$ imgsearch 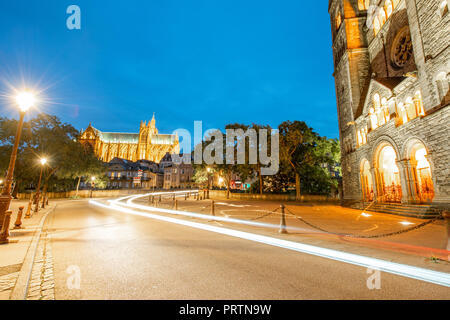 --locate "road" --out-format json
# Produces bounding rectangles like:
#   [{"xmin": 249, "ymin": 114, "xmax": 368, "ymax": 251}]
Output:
[{"xmin": 42, "ymin": 198, "xmax": 450, "ymax": 299}]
